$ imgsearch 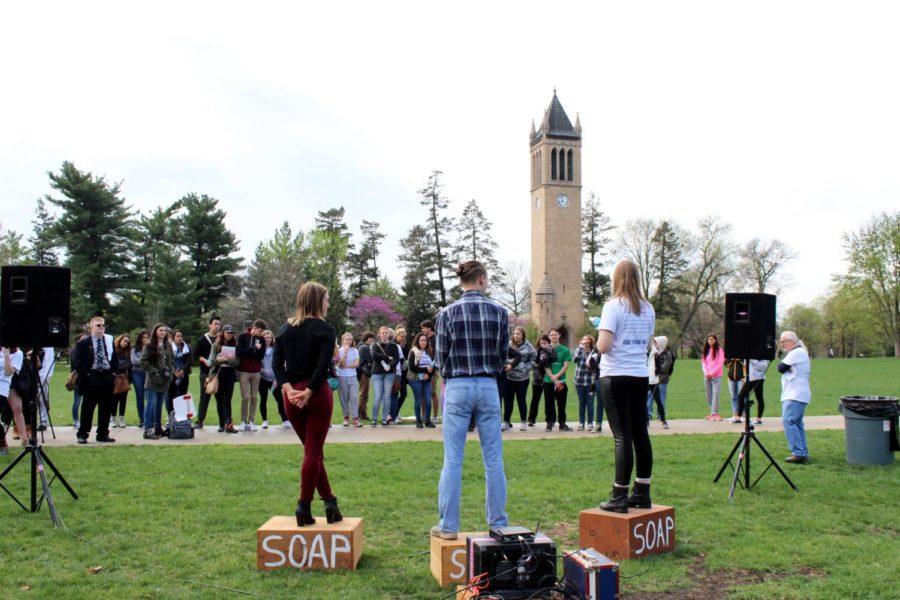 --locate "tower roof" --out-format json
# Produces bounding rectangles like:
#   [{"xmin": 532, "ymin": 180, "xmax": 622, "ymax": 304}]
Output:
[
  {"xmin": 533, "ymin": 89, "xmax": 580, "ymax": 143},
  {"xmin": 535, "ymin": 273, "xmax": 556, "ymax": 298}
]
